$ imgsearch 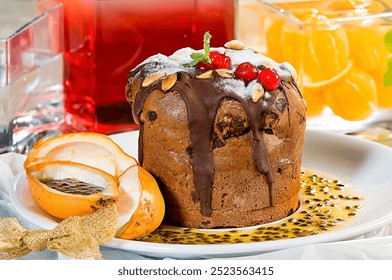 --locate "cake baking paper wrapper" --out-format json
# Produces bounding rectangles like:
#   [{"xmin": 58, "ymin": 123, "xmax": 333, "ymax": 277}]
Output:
[{"xmin": 1, "ymin": 152, "xmax": 392, "ymax": 260}]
